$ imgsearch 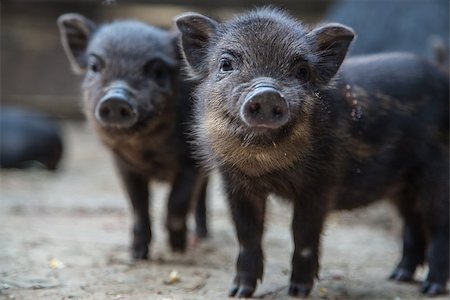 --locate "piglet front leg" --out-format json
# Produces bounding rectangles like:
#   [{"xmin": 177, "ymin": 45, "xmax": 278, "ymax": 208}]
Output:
[
  {"xmin": 115, "ymin": 156, "xmax": 151, "ymax": 260},
  {"xmin": 226, "ymin": 182, "xmax": 267, "ymax": 298},
  {"xmin": 290, "ymin": 196, "xmax": 328, "ymax": 297}
]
